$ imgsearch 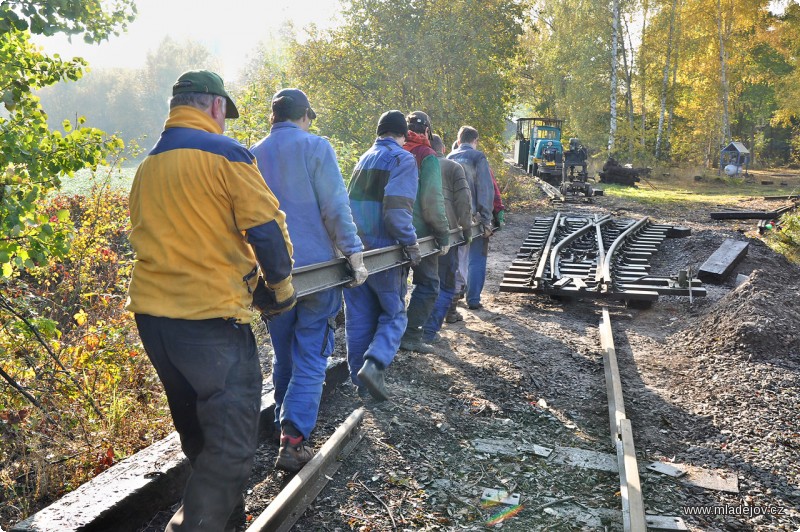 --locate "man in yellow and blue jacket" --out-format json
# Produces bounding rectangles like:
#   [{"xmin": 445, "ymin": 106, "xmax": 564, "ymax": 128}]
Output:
[{"xmin": 126, "ymin": 70, "xmax": 294, "ymax": 532}]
